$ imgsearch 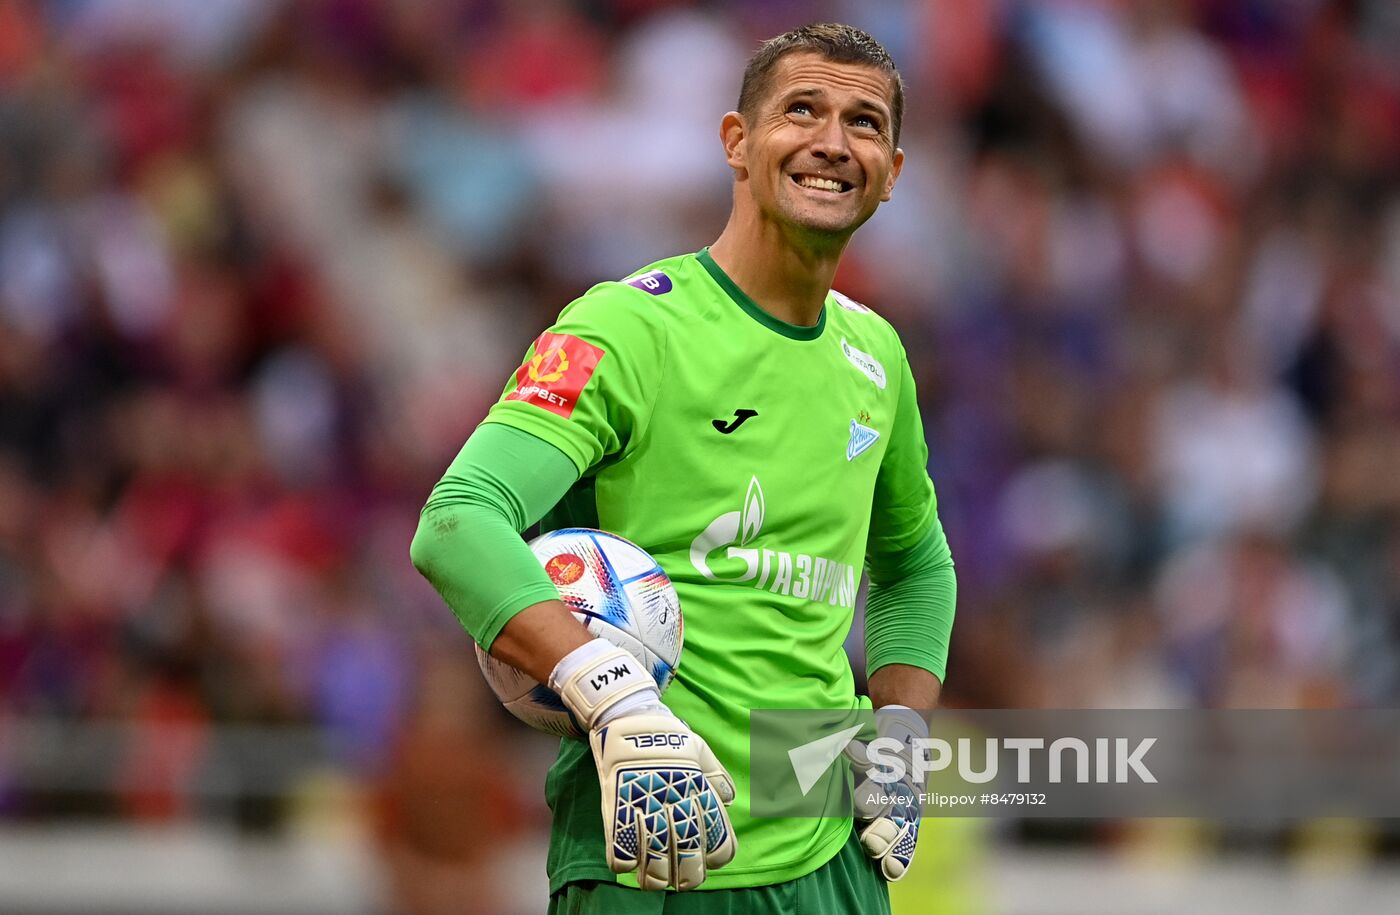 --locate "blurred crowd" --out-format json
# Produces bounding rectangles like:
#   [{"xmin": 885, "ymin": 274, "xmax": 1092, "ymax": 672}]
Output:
[{"xmin": 0, "ymin": 0, "xmax": 1398, "ymax": 889}]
